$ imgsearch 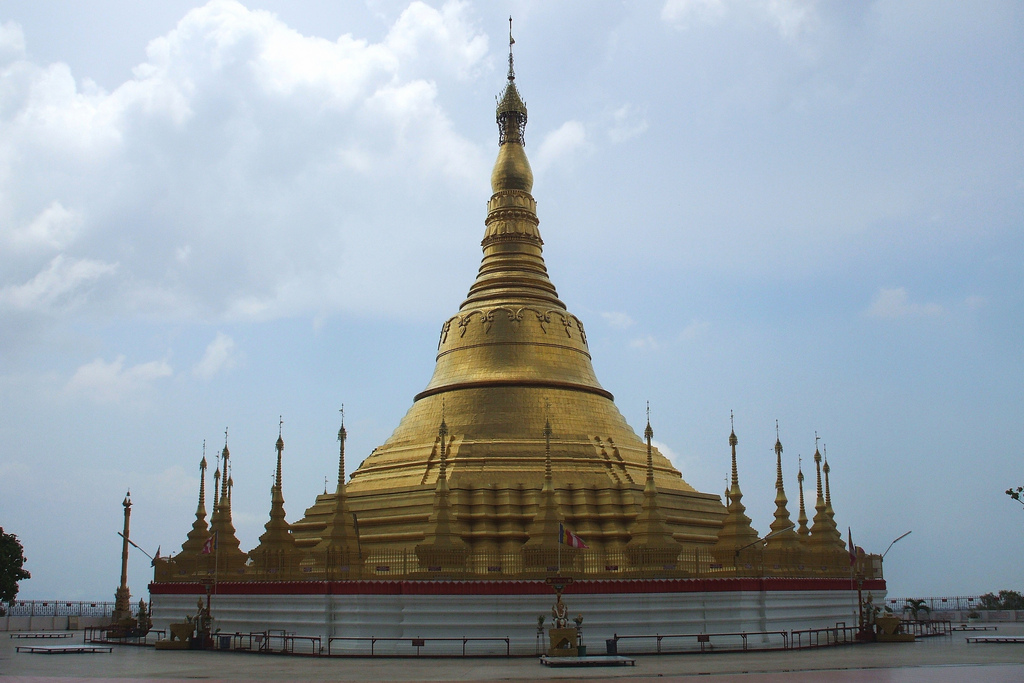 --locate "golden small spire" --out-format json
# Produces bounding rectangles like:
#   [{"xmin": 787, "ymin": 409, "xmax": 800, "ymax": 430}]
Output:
[
  {"xmin": 198, "ymin": 441, "xmax": 207, "ymax": 516},
  {"xmin": 276, "ymin": 416, "xmax": 284, "ymax": 491},
  {"xmin": 337, "ymin": 405, "xmax": 347, "ymax": 491},
  {"xmin": 711, "ymin": 413, "xmax": 759, "ymax": 567},
  {"xmin": 797, "ymin": 454, "xmax": 809, "ymax": 538},
  {"xmin": 766, "ymin": 421, "xmax": 799, "ymax": 551},
  {"xmin": 645, "ymin": 401, "xmax": 654, "ymax": 482}
]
